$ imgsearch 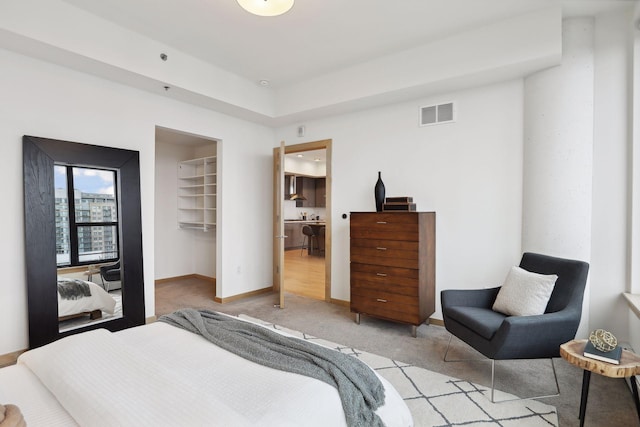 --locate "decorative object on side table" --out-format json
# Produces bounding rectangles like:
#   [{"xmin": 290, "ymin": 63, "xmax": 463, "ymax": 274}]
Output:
[
  {"xmin": 584, "ymin": 329, "xmax": 621, "ymax": 364},
  {"xmin": 374, "ymin": 171, "xmax": 385, "ymax": 212}
]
